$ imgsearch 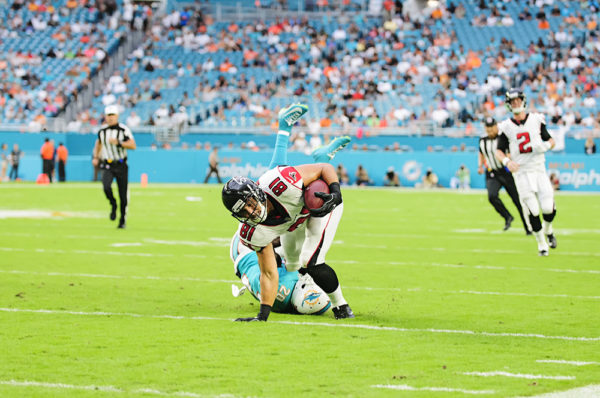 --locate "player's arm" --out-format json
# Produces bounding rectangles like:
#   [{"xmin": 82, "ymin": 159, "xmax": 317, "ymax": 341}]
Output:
[
  {"xmin": 534, "ymin": 123, "xmax": 555, "ymax": 152},
  {"xmin": 495, "ymin": 132, "xmax": 519, "ymax": 172},
  {"xmin": 477, "ymin": 151, "xmax": 485, "ymax": 174},
  {"xmin": 92, "ymin": 139, "xmax": 101, "ymax": 166},
  {"xmin": 295, "ymin": 163, "xmax": 342, "ymax": 217},
  {"xmin": 235, "ymin": 242, "xmax": 278, "ymax": 322}
]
